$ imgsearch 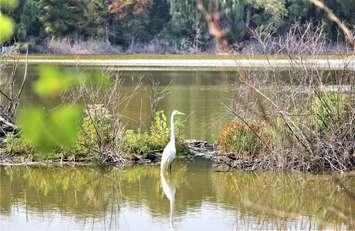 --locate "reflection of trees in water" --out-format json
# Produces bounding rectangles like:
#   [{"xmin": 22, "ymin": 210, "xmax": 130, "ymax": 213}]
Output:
[
  {"xmin": 0, "ymin": 164, "xmax": 188, "ymax": 218},
  {"xmin": 0, "ymin": 165, "xmax": 353, "ymax": 229},
  {"xmin": 0, "ymin": 166, "xmax": 122, "ymax": 216},
  {"xmin": 210, "ymin": 171, "xmax": 355, "ymax": 229}
]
